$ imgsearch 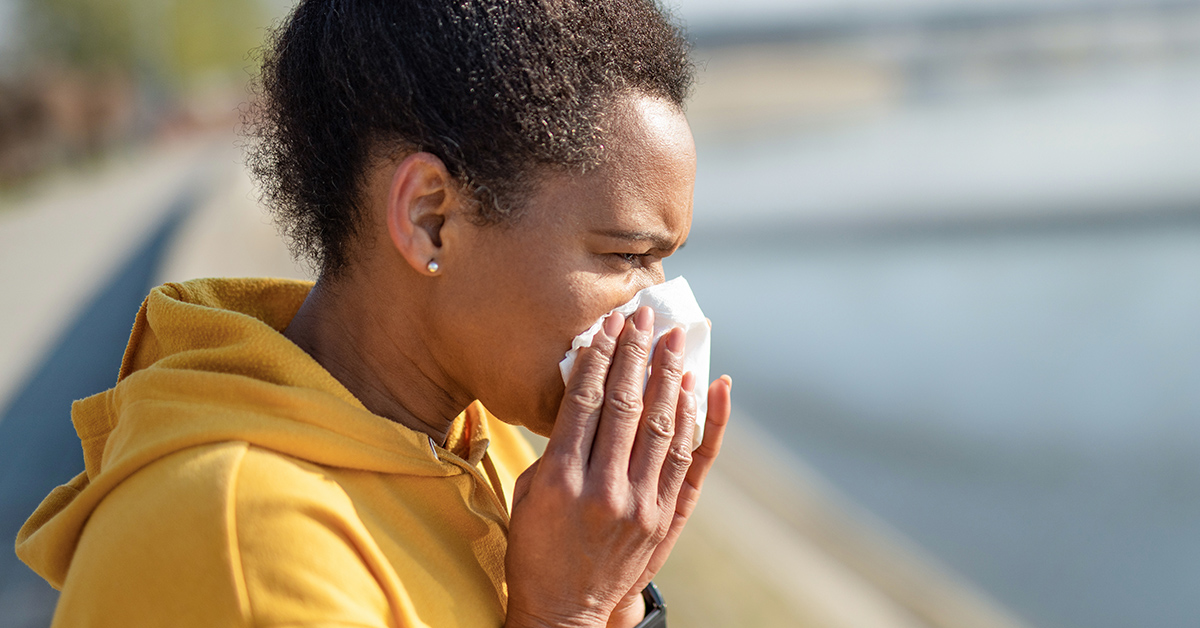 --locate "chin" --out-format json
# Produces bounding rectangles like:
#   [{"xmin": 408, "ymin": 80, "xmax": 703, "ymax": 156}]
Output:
[
  {"xmin": 522, "ymin": 409, "xmax": 558, "ymax": 438},
  {"xmin": 482, "ymin": 374, "xmax": 563, "ymax": 438},
  {"xmin": 521, "ymin": 383, "xmax": 564, "ymax": 438},
  {"xmin": 486, "ymin": 400, "xmax": 558, "ymax": 438}
]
